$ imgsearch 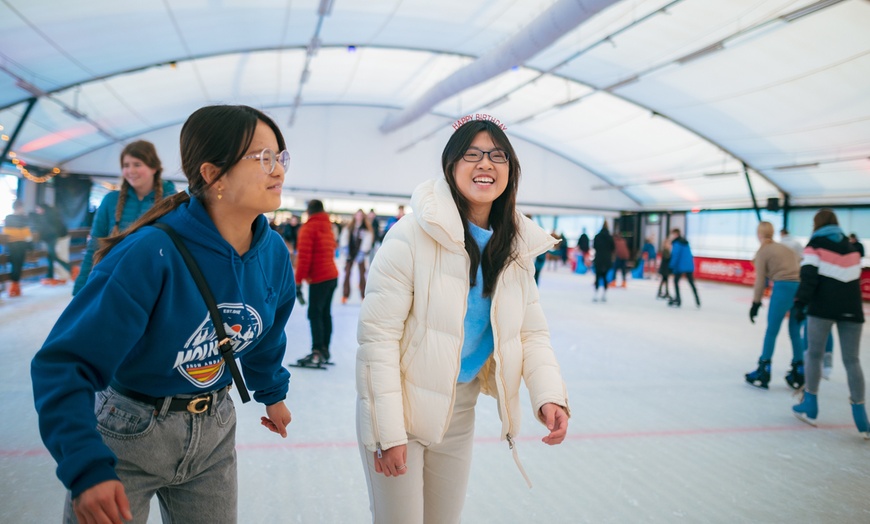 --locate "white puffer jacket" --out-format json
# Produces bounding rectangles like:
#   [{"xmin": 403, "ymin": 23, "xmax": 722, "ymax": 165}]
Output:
[{"xmin": 356, "ymin": 178, "xmax": 570, "ymax": 456}]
